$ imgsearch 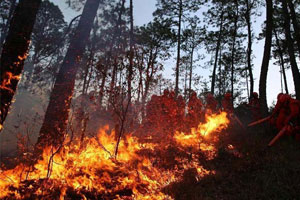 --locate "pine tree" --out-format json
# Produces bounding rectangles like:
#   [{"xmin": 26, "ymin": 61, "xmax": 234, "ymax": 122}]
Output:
[{"xmin": 154, "ymin": 0, "xmax": 202, "ymax": 95}]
